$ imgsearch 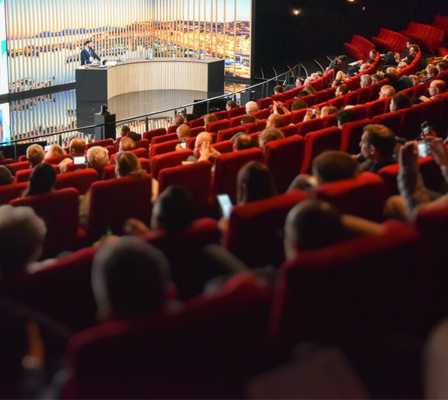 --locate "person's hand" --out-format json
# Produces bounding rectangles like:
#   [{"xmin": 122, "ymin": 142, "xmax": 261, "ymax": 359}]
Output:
[
  {"xmin": 429, "ymin": 138, "xmax": 448, "ymax": 168},
  {"xmin": 124, "ymin": 218, "xmax": 151, "ymax": 236},
  {"xmin": 399, "ymin": 141, "xmax": 419, "ymax": 172},
  {"xmin": 199, "ymin": 141, "xmax": 213, "ymax": 161}
]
